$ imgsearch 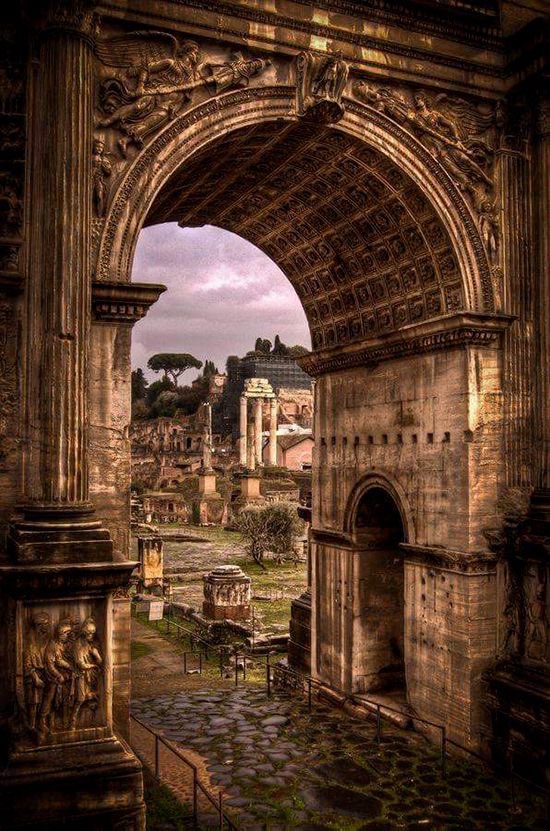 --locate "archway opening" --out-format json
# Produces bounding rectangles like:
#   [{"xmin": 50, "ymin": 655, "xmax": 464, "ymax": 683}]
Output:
[{"xmin": 352, "ymin": 486, "xmax": 406, "ymax": 696}]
